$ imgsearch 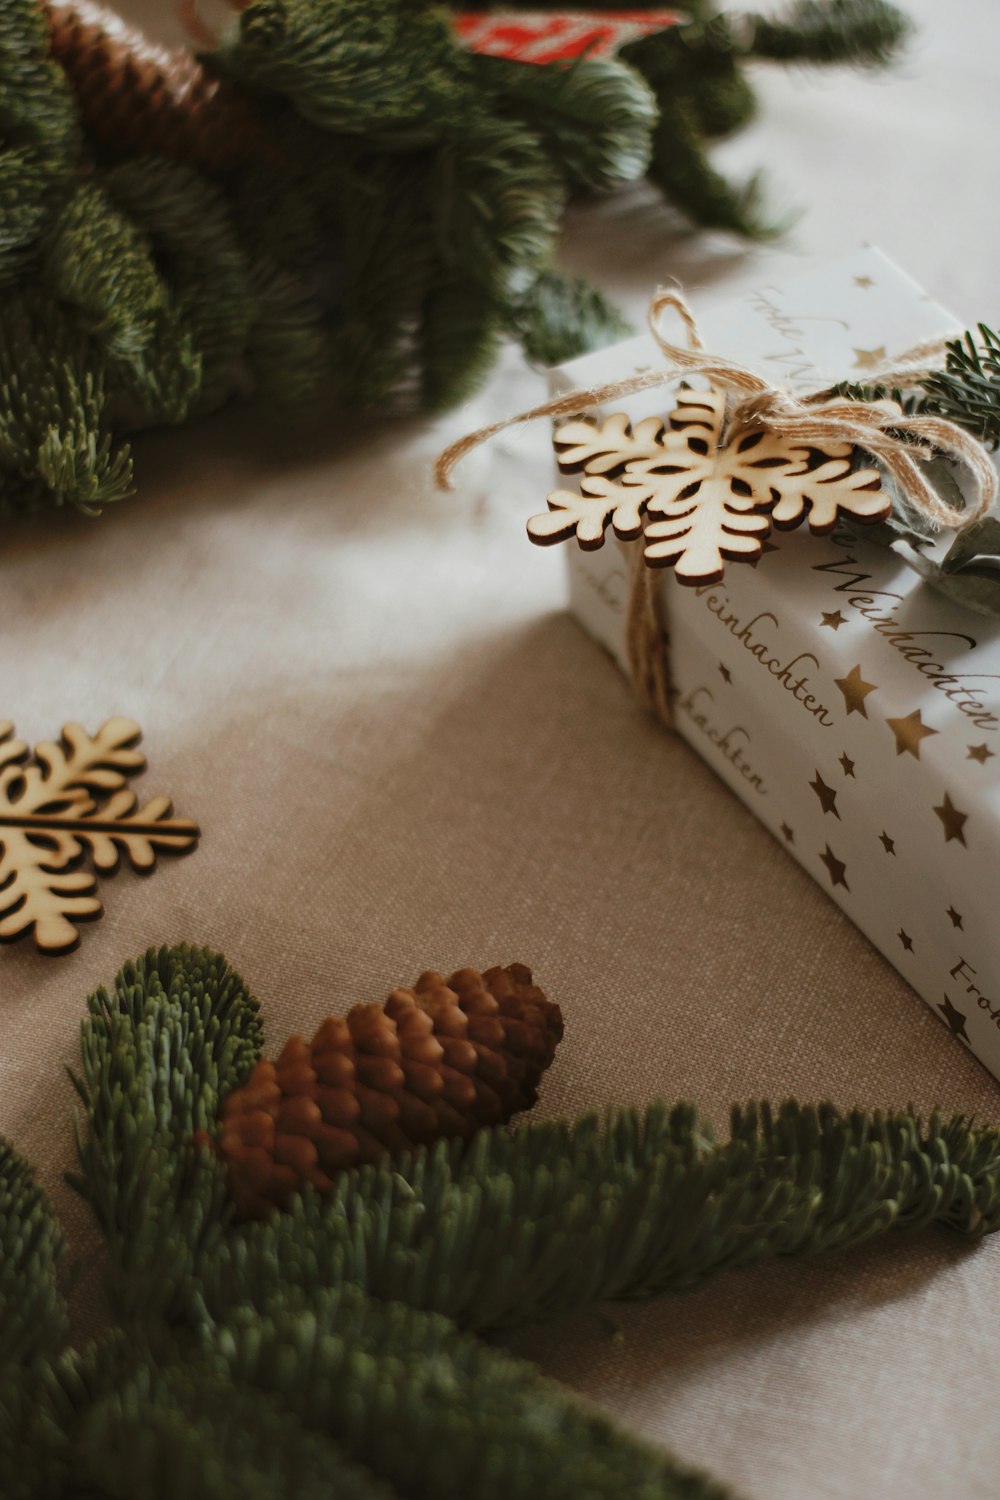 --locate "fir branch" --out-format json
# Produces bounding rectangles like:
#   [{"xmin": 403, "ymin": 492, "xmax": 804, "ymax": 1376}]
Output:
[
  {"xmin": 70, "ymin": 944, "xmax": 263, "ymax": 1322},
  {"xmin": 469, "ymin": 52, "xmax": 656, "ymax": 192},
  {"xmin": 214, "ymin": 1288, "xmax": 730, "ymax": 1500},
  {"xmin": 219, "ymin": 0, "xmax": 468, "ymax": 142},
  {"xmin": 649, "ymin": 95, "xmax": 781, "ymax": 239},
  {"xmin": 506, "ymin": 268, "xmax": 632, "ymax": 368},
  {"xmin": 3, "ymin": 1327, "xmax": 396, "ymax": 1500},
  {"xmin": 0, "ymin": 0, "xmax": 79, "ymax": 163},
  {"xmin": 244, "ymin": 257, "xmax": 331, "ymax": 407},
  {"xmin": 836, "ymin": 327, "xmax": 1000, "ymax": 452},
  {"xmin": 625, "ymin": 16, "xmax": 758, "ymax": 141},
  {"xmin": 103, "ymin": 158, "xmax": 255, "ymax": 414},
  {"xmin": 617, "ymin": 21, "xmax": 781, "ymax": 236},
  {"xmin": 42, "ymin": 180, "xmax": 168, "ymax": 362},
  {"xmin": 0, "ymin": 1139, "xmax": 67, "ymax": 1371},
  {"xmin": 0, "ymin": 146, "xmax": 58, "ymax": 285},
  {"xmin": 745, "ymin": 0, "xmax": 911, "ymax": 68},
  {"xmin": 418, "ymin": 117, "xmax": 565, "ymax": 404},
  {"xmin": 71, "ymin": 947, "xmax": 1000, "ymax": 1343},
  {"xmin": 198, "ymin": 1100, "xmax": 1000, "ymax": 1335},
  {"xmin": 921, "ymin": 325, "xmax": 1000, "ymax": 451},
  {"xmin": 11, "ymin": 942, "xmax": 1000, "ymax": 1500},
  {"xmin": 0, "ymin": 291, "xmax": 134, "ymax": 516}
]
